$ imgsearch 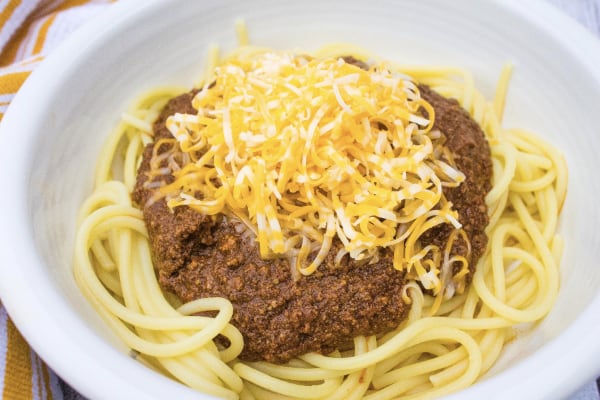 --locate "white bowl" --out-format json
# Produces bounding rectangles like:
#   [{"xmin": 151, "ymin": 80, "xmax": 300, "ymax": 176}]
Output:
[{"xmin": 1, "ymin": 0, "xmax": 600, "ymax": 399}]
